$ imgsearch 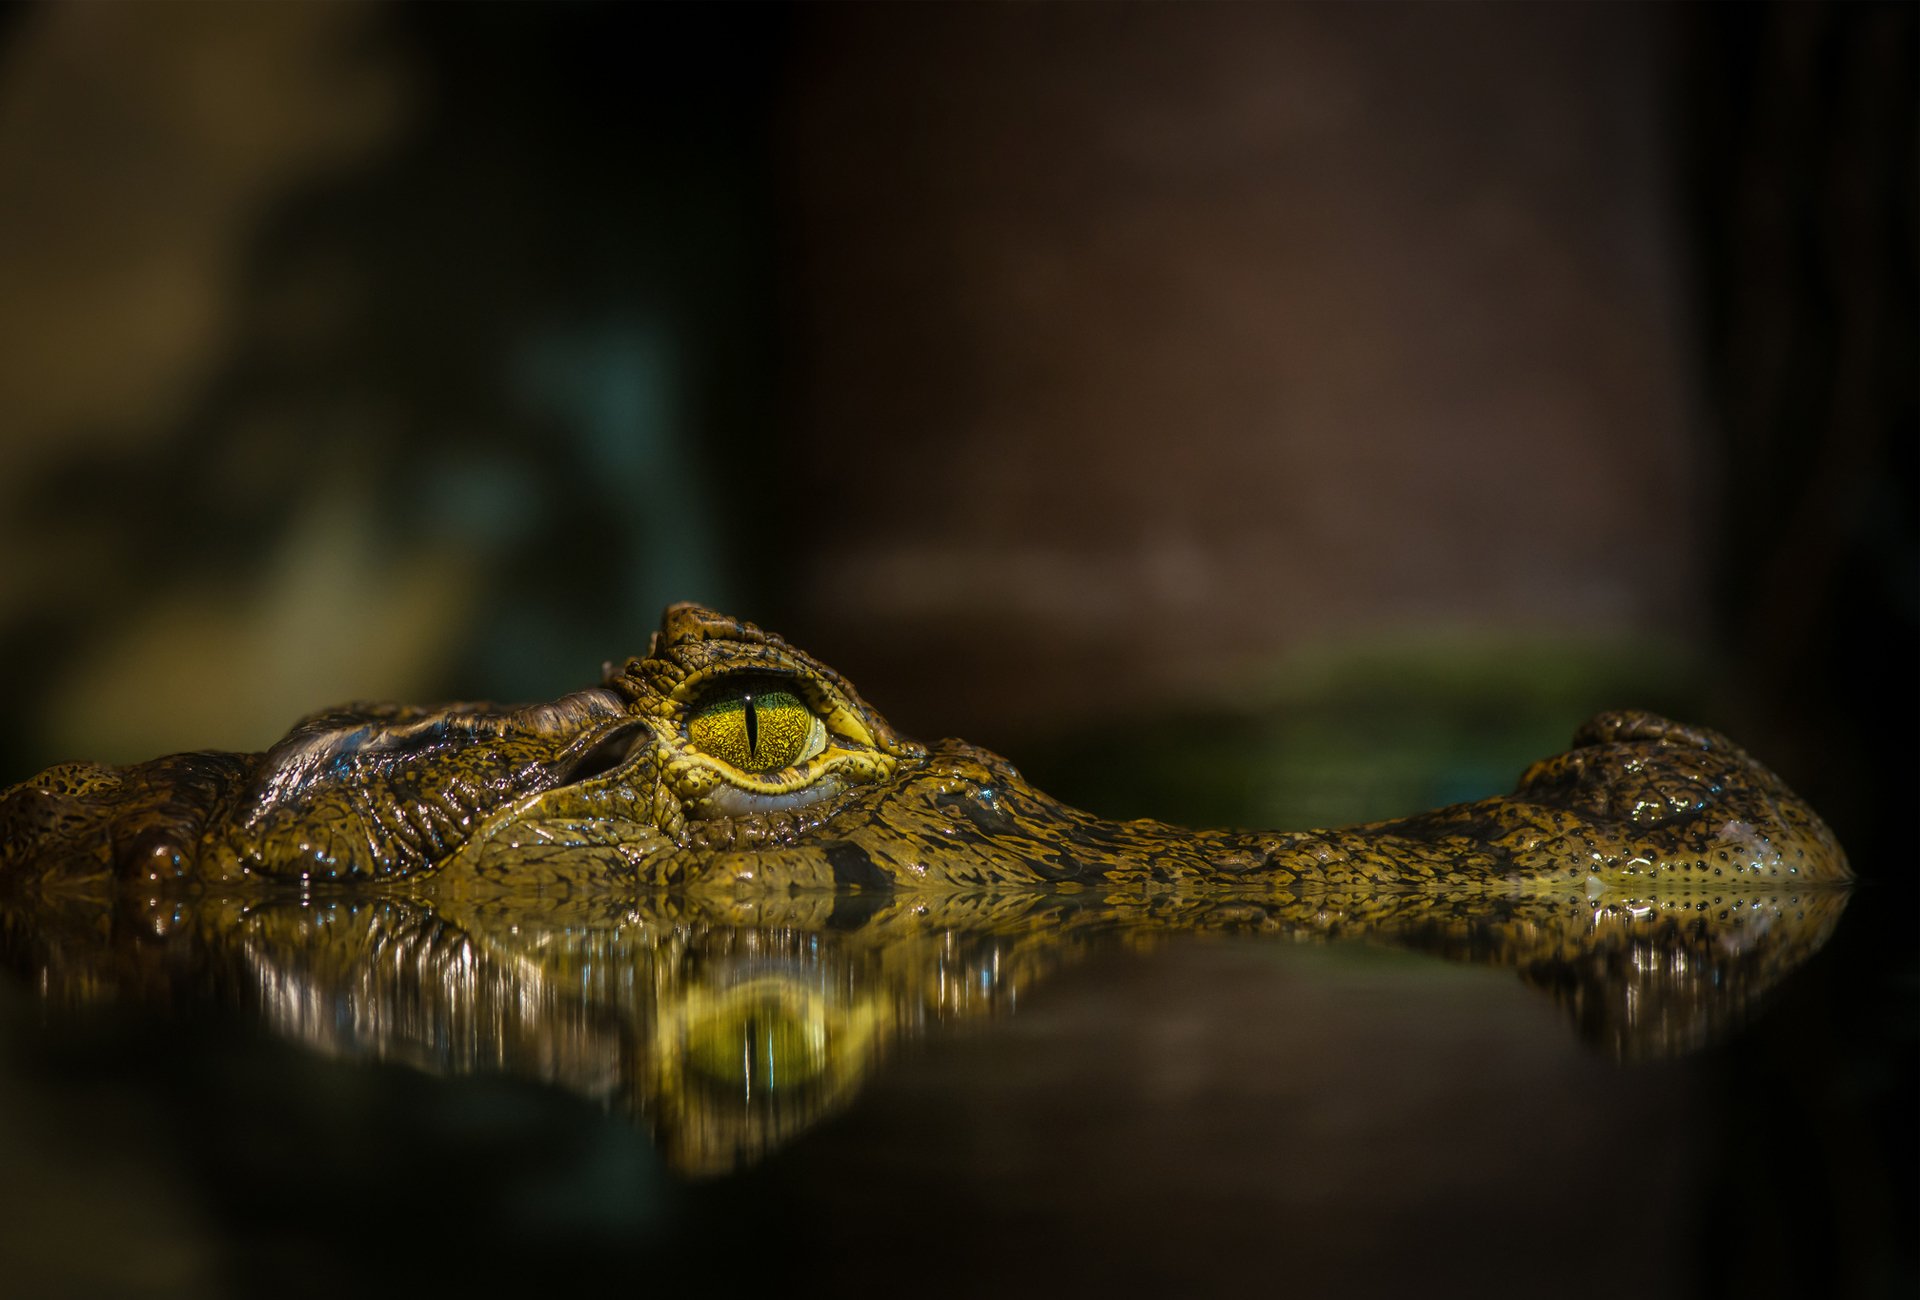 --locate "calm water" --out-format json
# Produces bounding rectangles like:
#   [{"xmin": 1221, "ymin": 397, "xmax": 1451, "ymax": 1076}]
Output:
[{"xmin": 0, "ymin": 871, "xmax": 1906, "ymax": 1300}]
